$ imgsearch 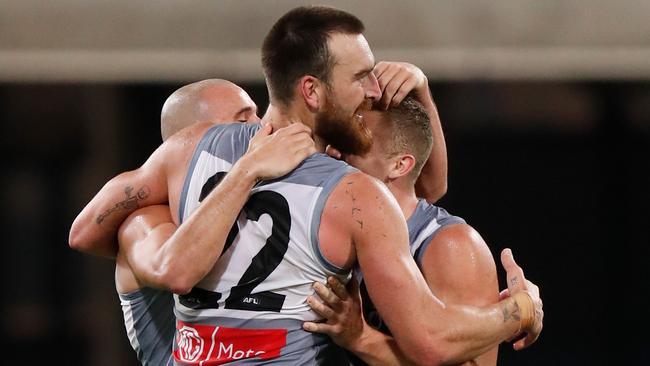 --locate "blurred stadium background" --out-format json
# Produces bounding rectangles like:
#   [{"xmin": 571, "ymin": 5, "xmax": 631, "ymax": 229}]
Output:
[{"xmin": 1, "ymin": 1, "xmax": 648, "ymax": 364}]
